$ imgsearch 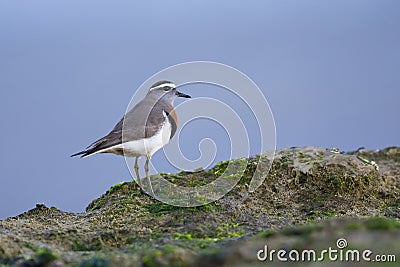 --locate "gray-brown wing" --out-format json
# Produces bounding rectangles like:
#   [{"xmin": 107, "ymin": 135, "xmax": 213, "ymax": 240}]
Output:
[{"xmin": 71, "ymin": 98, "xmax": 167, "ymax": 157}]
